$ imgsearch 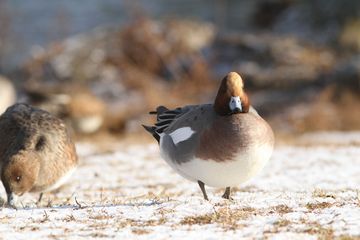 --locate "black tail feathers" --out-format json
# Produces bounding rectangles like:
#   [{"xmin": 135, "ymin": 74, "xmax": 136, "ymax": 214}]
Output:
[
  {"xmin": 142, "ymin": 125, "xmax": 160, "ymax": 143},
  {"xmin": 149, "ymin": 106, "xmax": 168, "ymax": 115}
]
